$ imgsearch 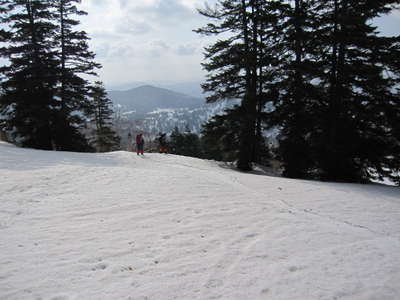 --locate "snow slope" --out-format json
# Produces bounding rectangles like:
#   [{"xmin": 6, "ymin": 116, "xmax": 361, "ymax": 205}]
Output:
[{"xmin": 1, "ymin": 141, "xmax": 399, "ymax": 300}]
